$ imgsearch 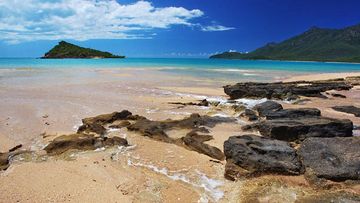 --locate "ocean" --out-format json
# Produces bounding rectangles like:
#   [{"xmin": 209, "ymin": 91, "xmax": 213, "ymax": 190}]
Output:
[{"xmin": 1, "ymin": 58, "xmax": 360, "ymax": 81}]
